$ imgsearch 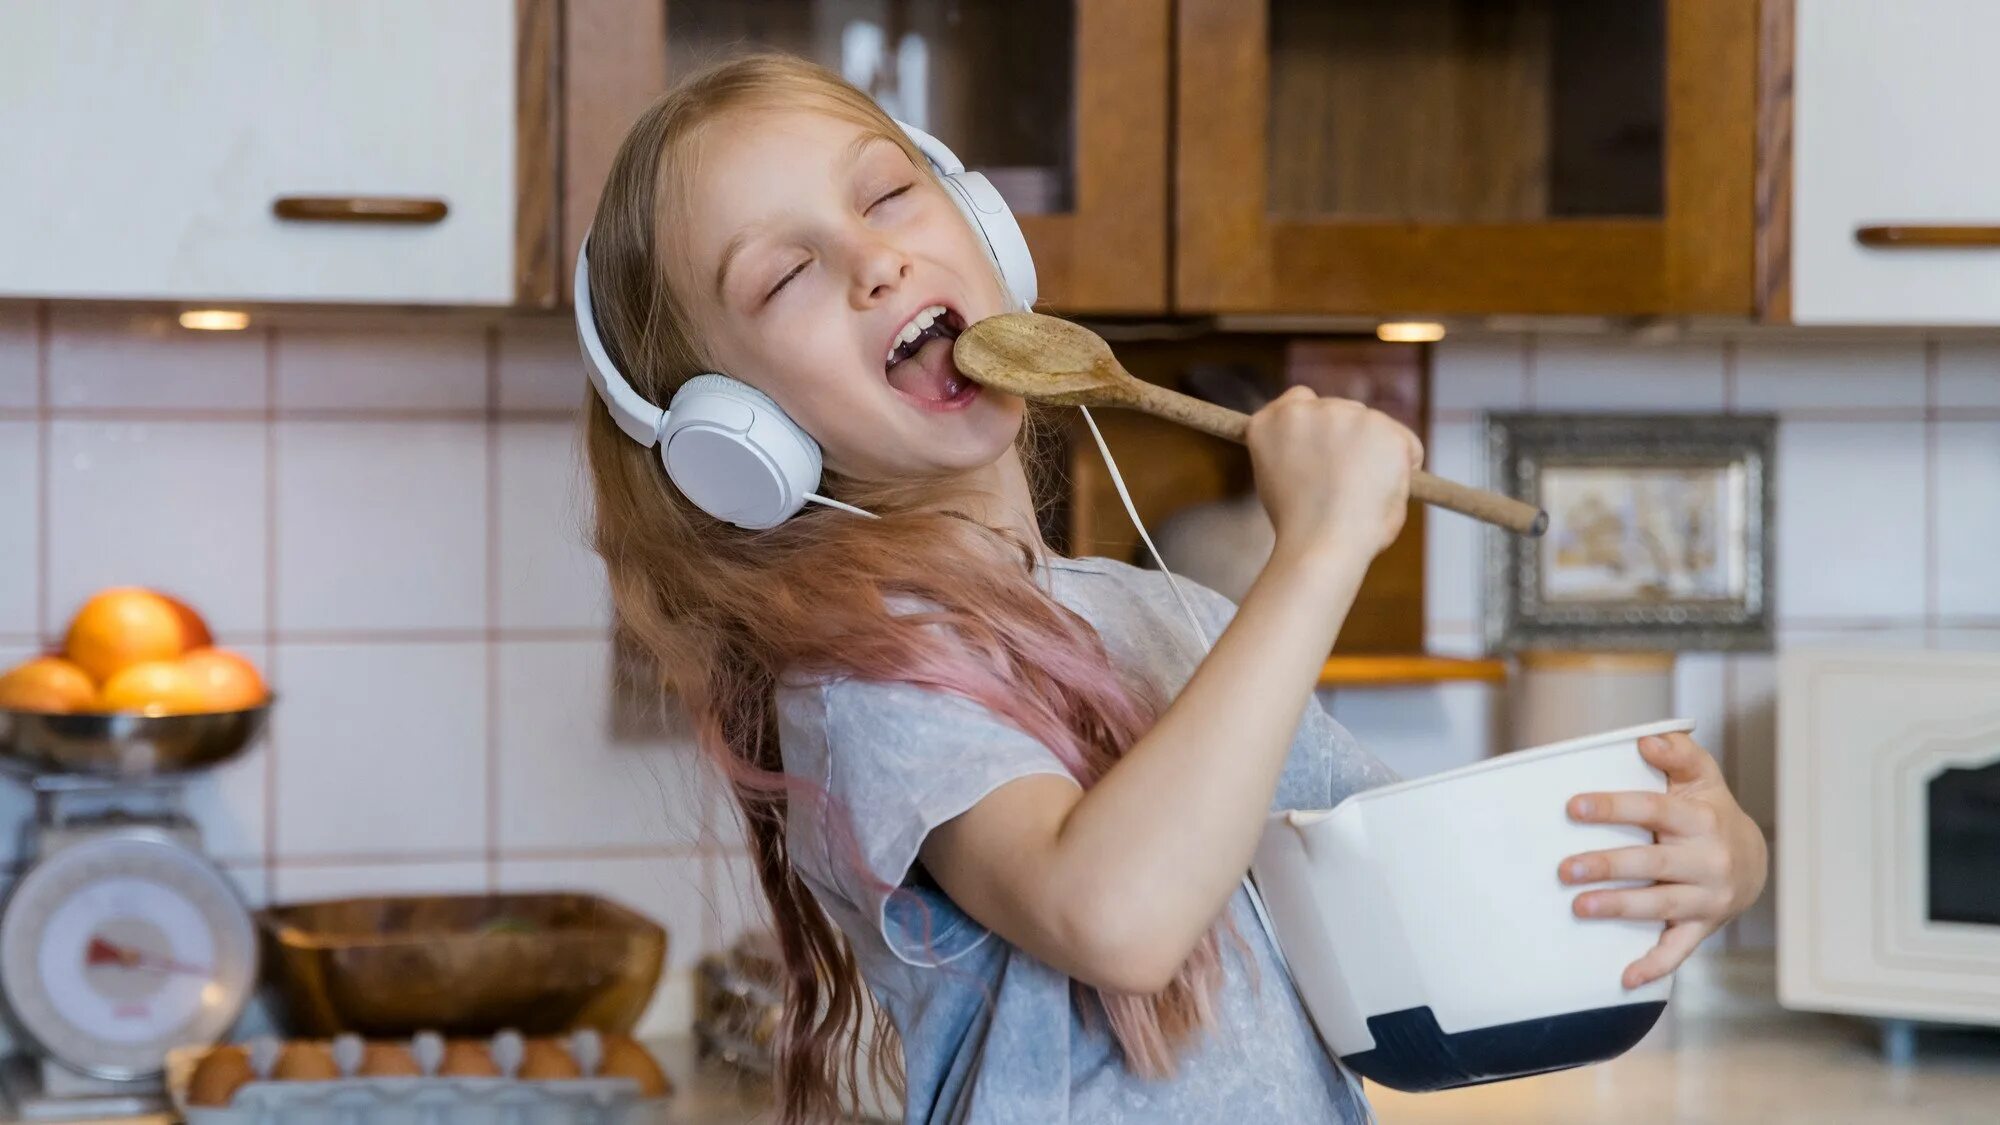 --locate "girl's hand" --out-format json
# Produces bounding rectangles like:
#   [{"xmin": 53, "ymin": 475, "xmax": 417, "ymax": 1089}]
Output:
[
  {"xmin": 1244, "ymin": 386, "xmax": 1423, "ymax": 560},
  {"xmin": 1558, "ymin": 732, "xmax": 1770, "ymax": 989}
]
